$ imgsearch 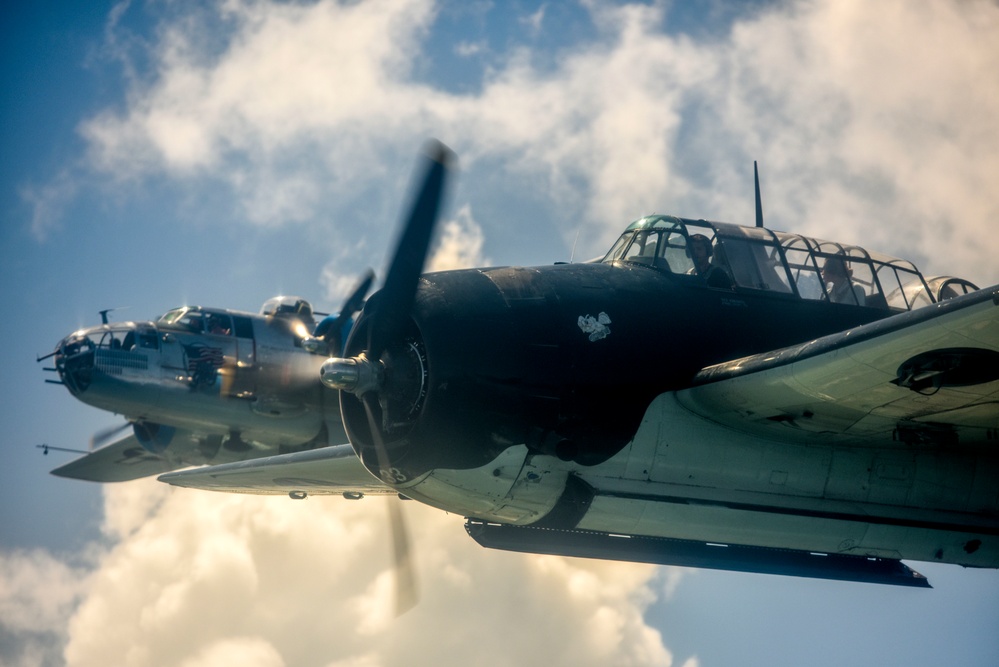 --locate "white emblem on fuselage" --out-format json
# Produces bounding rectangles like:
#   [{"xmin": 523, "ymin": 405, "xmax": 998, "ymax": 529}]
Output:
[{"xmin": 577, "ymin": 312, "xmax": 611, "ymax": 341}]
